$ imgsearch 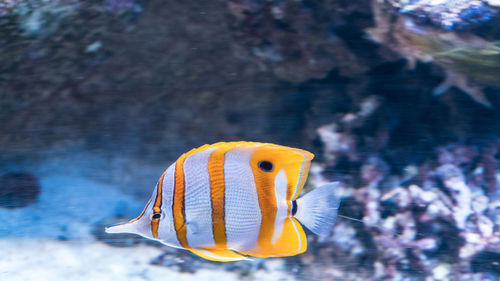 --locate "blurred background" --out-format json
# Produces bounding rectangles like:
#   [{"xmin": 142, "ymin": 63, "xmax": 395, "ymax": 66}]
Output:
[{"xmin": 1, "ymin": 0, "xmax": 500, "ymax": 280}]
